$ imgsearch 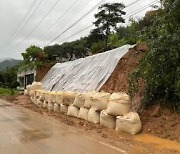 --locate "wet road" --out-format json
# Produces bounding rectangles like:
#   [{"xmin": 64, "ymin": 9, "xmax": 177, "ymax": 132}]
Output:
[{"xmin": 0, "ymin": 99, "xmax": 127, "ymax": 154}]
